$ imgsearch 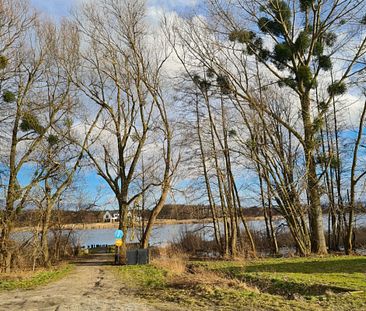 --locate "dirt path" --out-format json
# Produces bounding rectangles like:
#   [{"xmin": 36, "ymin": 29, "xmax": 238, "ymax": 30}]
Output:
[{"xmin": 0, "ymin": 255, "xmax": 183, "ymax": 311}]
